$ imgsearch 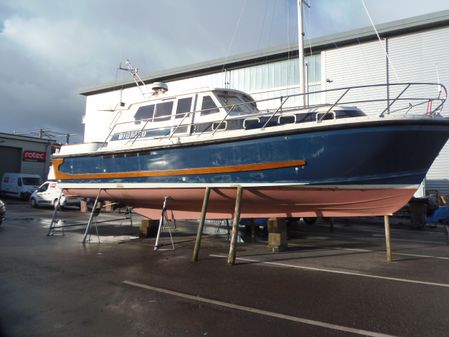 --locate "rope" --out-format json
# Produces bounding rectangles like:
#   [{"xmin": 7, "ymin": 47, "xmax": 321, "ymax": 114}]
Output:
[
  {"xmin": 361, "ymin": 0, "xmax": 400, "ymax": 82},
  {"xmin": 221, "ymin": 0, "xmax": 248, "ymax": 77}
]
